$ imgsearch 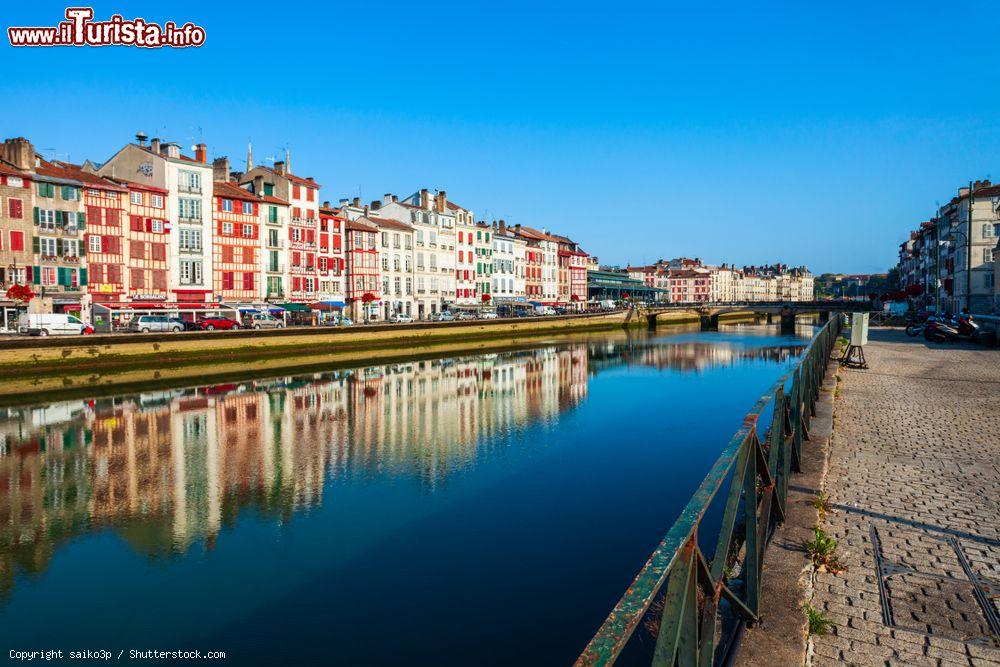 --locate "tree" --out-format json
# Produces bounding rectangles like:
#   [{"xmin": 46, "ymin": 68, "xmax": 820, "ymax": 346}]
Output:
[{"xmin": 5, "ymin": 284, "xmax": 34, "ymax": 303}]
